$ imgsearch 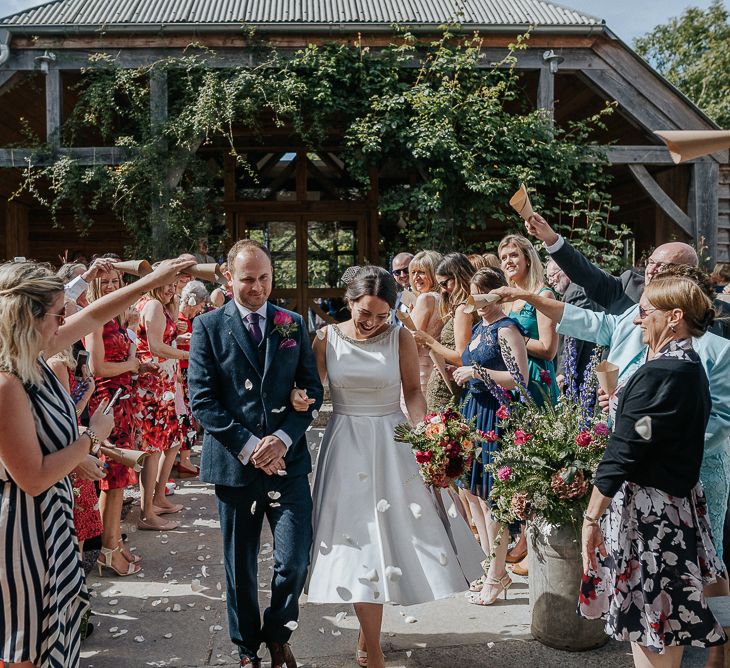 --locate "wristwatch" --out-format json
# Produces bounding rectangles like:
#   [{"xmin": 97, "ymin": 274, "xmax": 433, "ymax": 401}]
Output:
[{"xmin": 86, "ymin": 428, "xmax": 101, "ymax": 455}]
